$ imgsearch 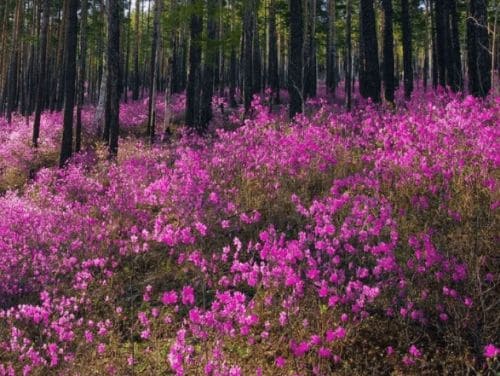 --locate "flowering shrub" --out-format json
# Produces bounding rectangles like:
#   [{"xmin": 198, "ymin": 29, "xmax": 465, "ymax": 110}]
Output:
[{"xmin": 0, "ymin": 88, "xmax": 498, "ymax": 375}]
